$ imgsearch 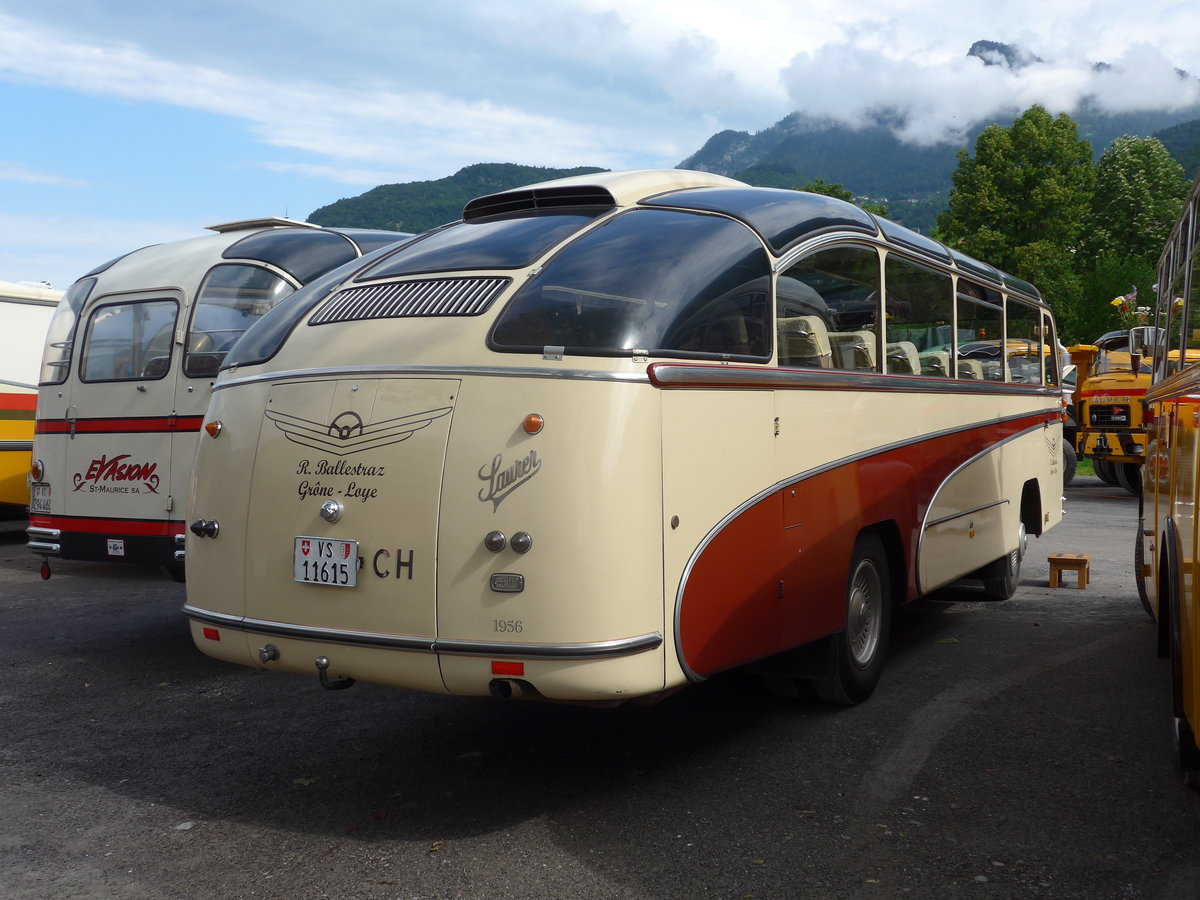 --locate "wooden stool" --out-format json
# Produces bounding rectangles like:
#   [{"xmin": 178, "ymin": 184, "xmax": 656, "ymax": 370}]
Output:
[{"xmin": 1048, "ymin": 553, "xmax": 1091, "ymax": 589}]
